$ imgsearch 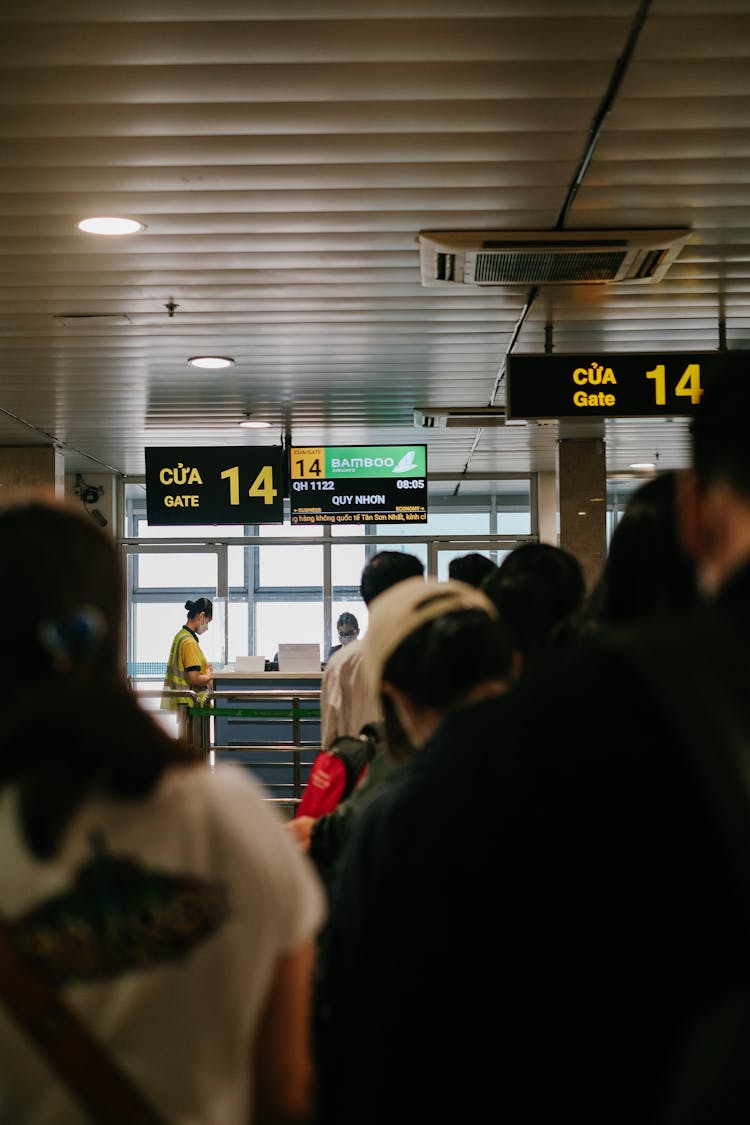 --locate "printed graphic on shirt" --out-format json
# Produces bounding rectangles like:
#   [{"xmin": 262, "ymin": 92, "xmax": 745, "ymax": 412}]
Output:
[{"xmin": 10, "ymin": 831, "xmax": 229, "ymax": 985}]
